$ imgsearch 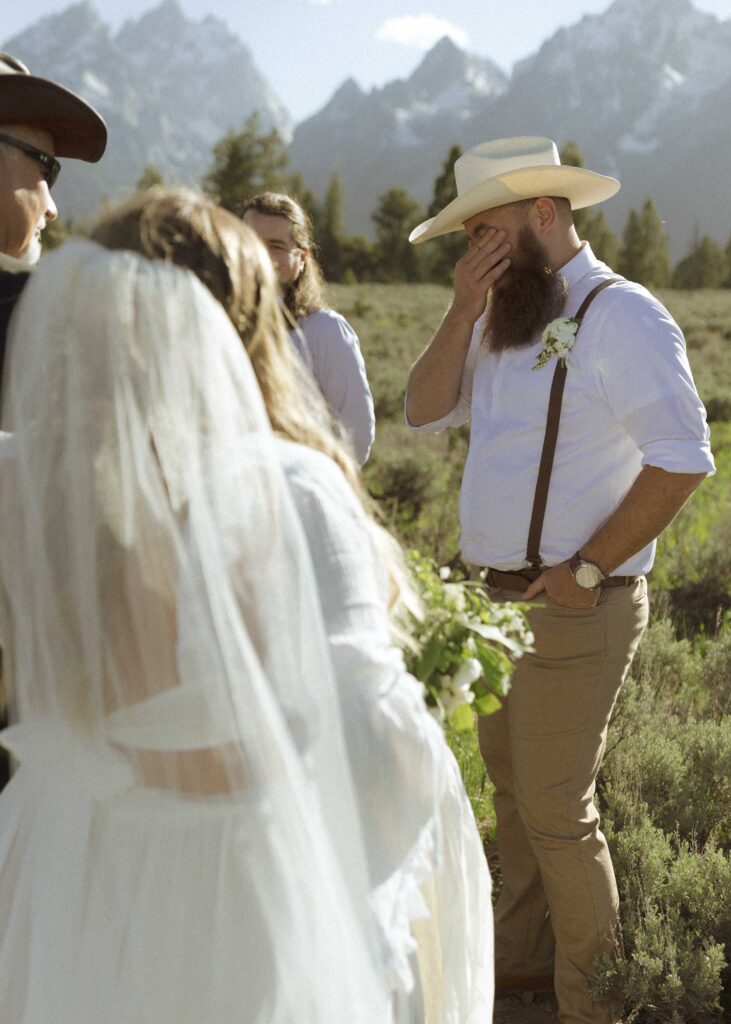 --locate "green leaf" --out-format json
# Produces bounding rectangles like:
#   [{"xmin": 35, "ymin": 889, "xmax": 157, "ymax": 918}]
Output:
[
  {"xmin": 412, "ymin": 639, "xmax": 443, "ymax": 682},
  {"xmin": 473, "ymin": 638, "xmax": 511, "ymax": 697},
  {"xmin": 468, "ymin": 621, "xmax": 524, "ymax": 653},
  {"xmin": 448, "ymin": 702, "xmax": 475, "ymax": 733},
  {"xmin": 474, "ymin": 692, "xmax": 502, "ymax": 716}
]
